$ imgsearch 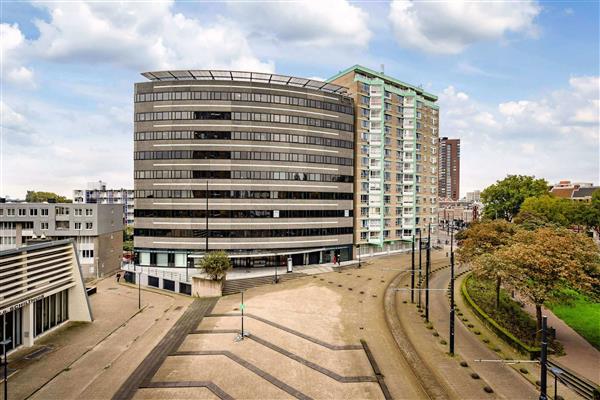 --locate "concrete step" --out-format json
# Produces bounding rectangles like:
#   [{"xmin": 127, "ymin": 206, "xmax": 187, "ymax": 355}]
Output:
[{"xmin": 222, "ymin": 273, "xmax": 304, "ymax": 296}]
